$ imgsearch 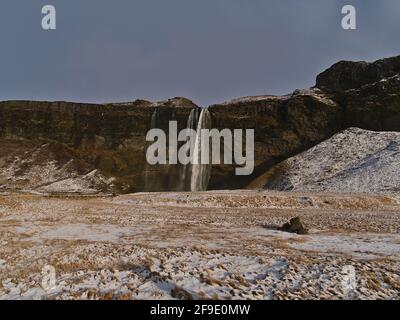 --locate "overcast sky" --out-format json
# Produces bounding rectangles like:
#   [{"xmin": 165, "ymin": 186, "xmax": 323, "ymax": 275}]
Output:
[{"xmin": 0, "ymin": 0, "xmax": 399, "ymax": 106}]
